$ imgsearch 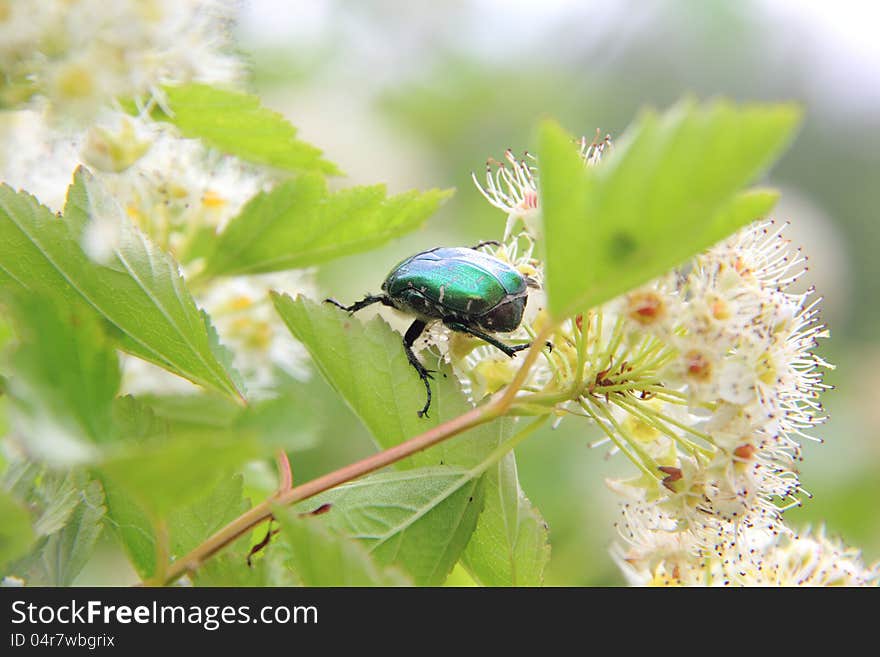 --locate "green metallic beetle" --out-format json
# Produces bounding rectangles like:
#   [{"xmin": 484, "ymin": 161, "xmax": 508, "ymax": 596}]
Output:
[{"xmin": 325, "ymin": 242, "xmax": 541, "ymax": 418}]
